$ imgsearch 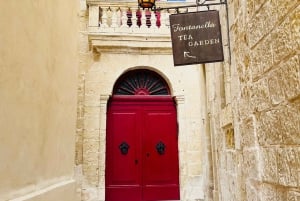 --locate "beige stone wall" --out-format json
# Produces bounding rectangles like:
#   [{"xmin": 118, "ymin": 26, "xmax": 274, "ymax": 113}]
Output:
[
  {"xmin": 79, "ymin": 51, "xmax": 207, "ymax": 200},
  {"xmin": 205, "ymin": 0, "xmax": 300, "ymax": 200},
  {"xmin": 76, "ymin": 1, "xmax": 210, "ymax": 200},
  {"xmin": 0, "ymin": 1, "xmax": 79, "ymax": 200}
]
